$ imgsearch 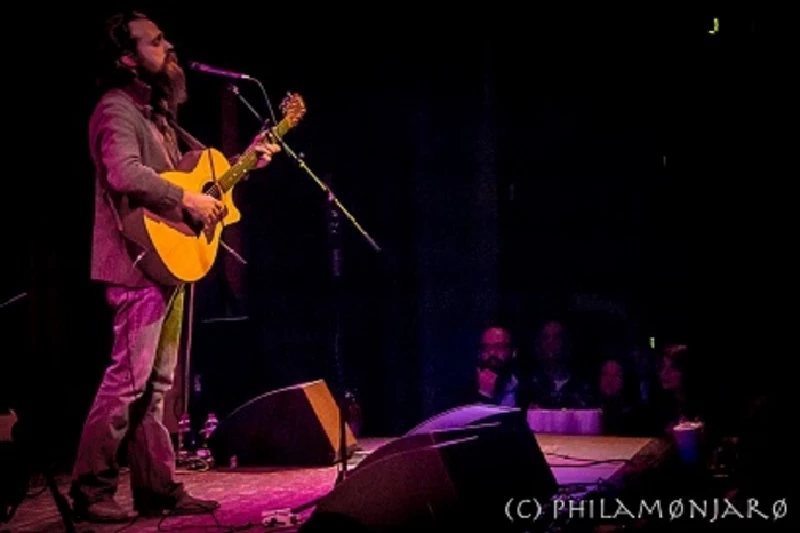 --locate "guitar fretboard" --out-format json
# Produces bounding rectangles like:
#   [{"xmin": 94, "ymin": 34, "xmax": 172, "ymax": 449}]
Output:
[{"xmin": 206, "ymin": 116, "xmax": 294, "ymax": 198}]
